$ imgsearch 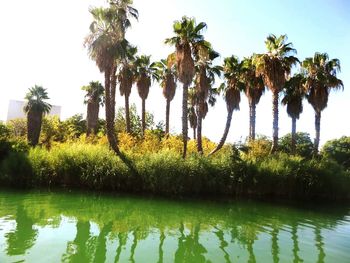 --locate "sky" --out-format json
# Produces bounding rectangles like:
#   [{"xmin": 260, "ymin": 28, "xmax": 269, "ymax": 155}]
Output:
[{"xmin": 0, "ymin": 0, "xmax": 349, "ymax": 146}]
